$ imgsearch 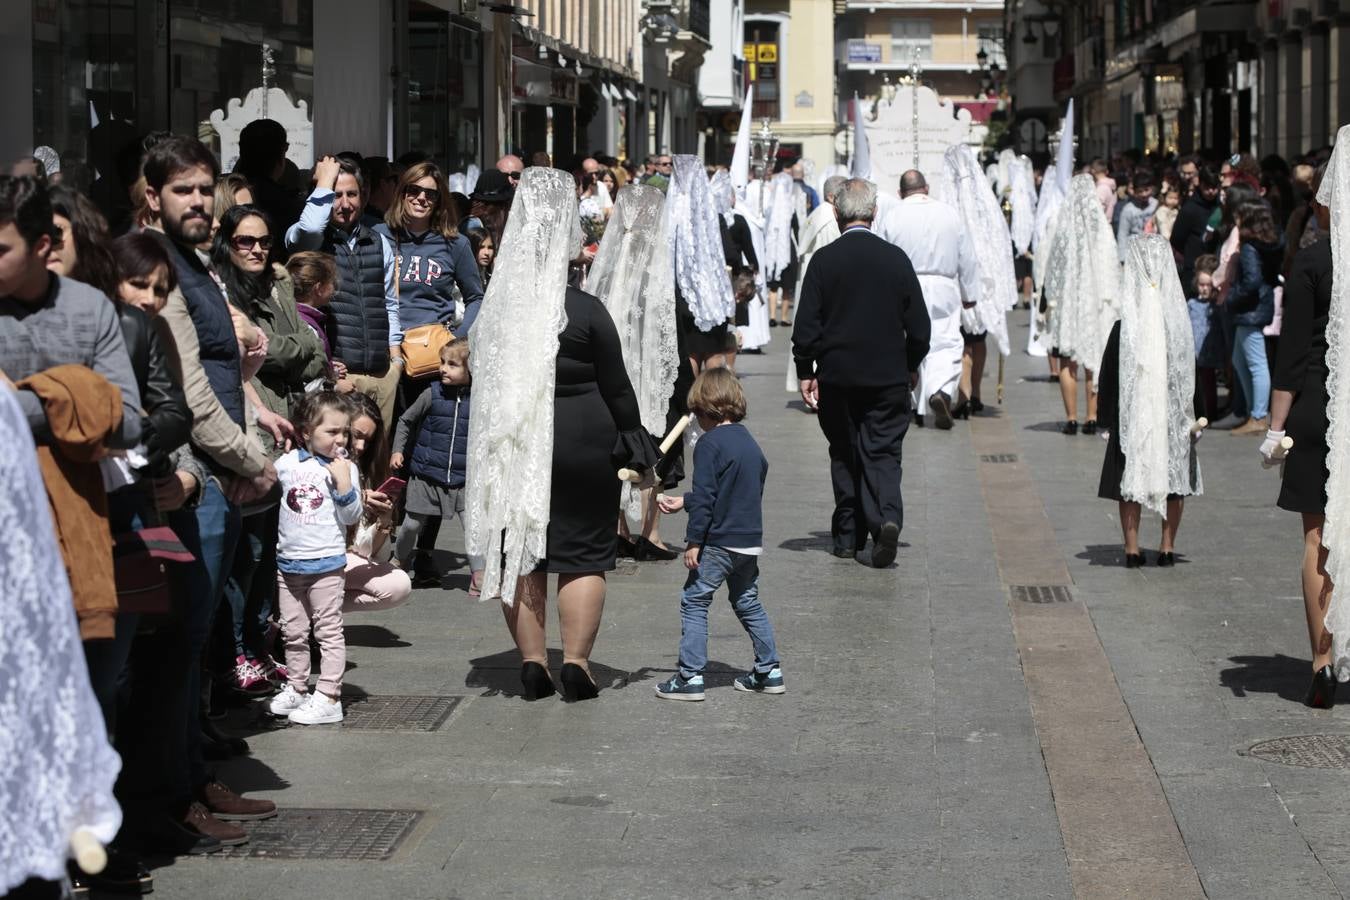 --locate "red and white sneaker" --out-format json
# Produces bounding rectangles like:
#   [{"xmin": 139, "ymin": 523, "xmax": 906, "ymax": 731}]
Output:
[
  {"xmin": 257, "ymin": 655, "xmax": 288, "ymax": 687},
  {"xmin": 232, "ymin": 655, "xmax": 270, "ymax": 694}
]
